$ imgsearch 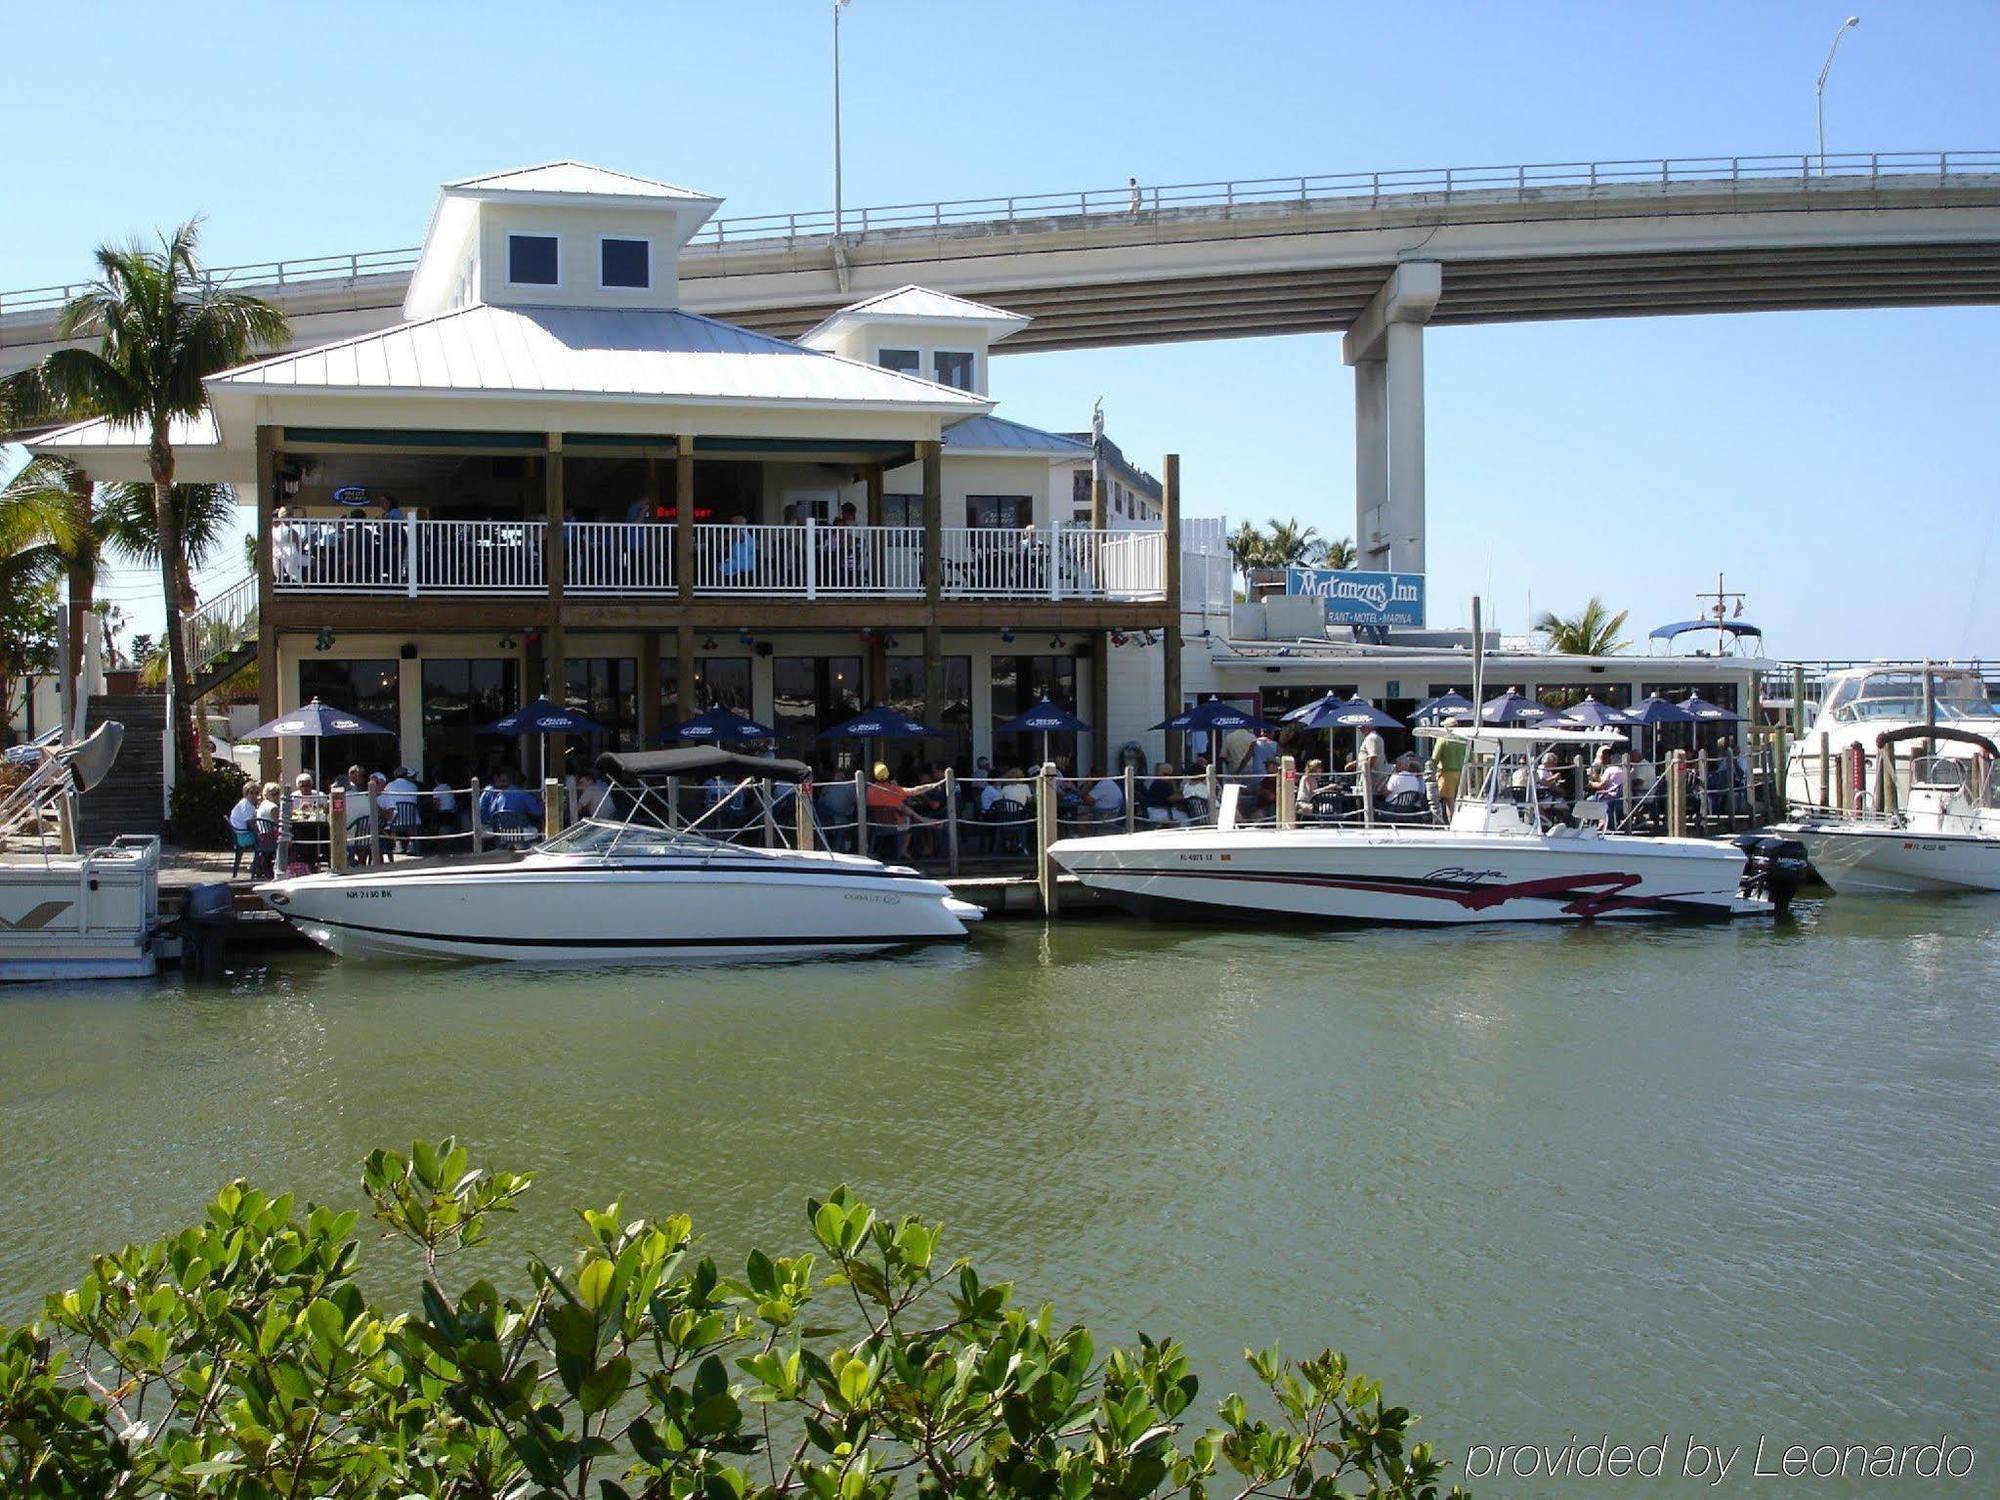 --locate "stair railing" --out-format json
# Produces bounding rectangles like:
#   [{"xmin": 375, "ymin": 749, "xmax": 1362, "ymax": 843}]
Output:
[{"xmin": 184, "ymin": 574, "xmax": 258, "ymax": 680}]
